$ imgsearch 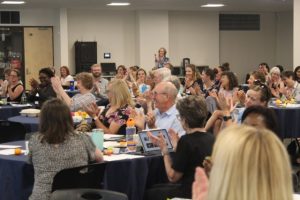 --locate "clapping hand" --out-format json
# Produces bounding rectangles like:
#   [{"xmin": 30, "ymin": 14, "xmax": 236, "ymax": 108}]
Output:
[
  {"xmin": 84, "ymin": 102, "xmax": 100, "ymax": 118},
  {"xmin": 168, "ymin": 128, "xmax": 179, "ymax": 151},
  {"xmin": 51, "ymin": 77, "xmax": 63, "ymax": 94},
  {"xmin": 217, "ymin": 93, "xmax": 237, "ymax": 112},
  {"xmin": 146, "ymin": 111, "xmax": 156, "ymax": 129},
  {"xmin": 29, "ymin": 78, "xmax": 39, "ymax": 89},
  {"xmin": 192, "ymin": 167, "xmax": 209, "ymax": 200},
  {"xmin": 147, "ymin": 131, "xmax": 168, "ymax": 153}
]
